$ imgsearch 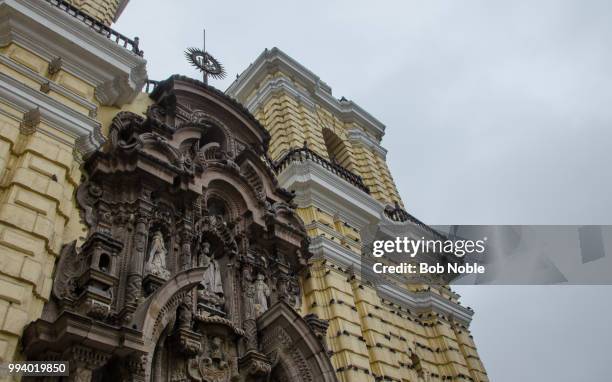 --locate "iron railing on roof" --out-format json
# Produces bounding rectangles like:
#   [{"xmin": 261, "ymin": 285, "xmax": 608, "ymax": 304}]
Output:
[
  {"xmin": 274, "ymin": 146, "xmax": 370, "ymax": 194},
  {"xmin": 44, "ymin": 0, "xmax": 143, "ymax": 56},
  {"xmin": 384, "ymin": 203, "xmax": 411, "ymax": 222},
  {"xmin": 384, "ymin": 202, "xmax": 445, "ymax": 238}
]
